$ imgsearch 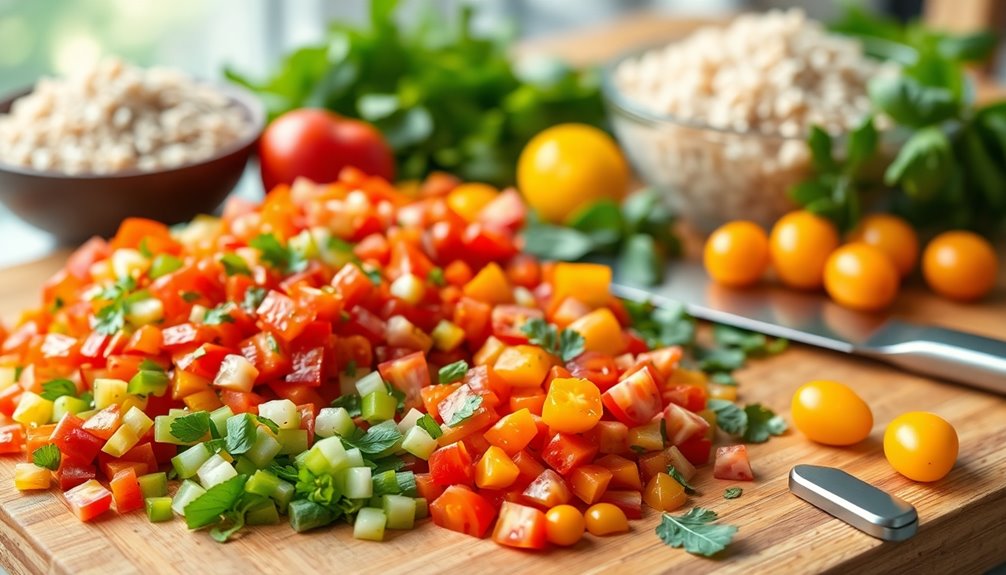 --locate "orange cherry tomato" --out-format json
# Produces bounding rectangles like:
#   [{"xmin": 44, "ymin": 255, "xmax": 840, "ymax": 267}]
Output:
[
  {"xmin": 922, "ymin": 231, "xmax": 998, "ymax": 301},
  {"xmin": 584, "ymin": 502, "xmax": 629, "ymax": 536},
  {"xmin": 824, "ymin": 243, "xmax": 899, "ymax": 311},
  {"xmin": 542, "ymin": 377, "xmax": 603, "ymax": 434},
  {"xmin": 791, "ymin": 380, "xmax": 873, "ymax": 446},
  {"xmin": 884, "ymin": 412, "xmax": 958, "ymax": 482},
  {"xmin": 545, "ymin": 504, "xmax": 586, "ymax": 546},
  {"xmin": 847, "ymin": 214, "xmax": 919, "ymax": 277},
  {"xmin": 770, "ymin": 211, "xmax": 839, "ymax": 289},
  {"xmin": 703, "ymin": 221, "xmax": 770, "ymax": 287}
]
